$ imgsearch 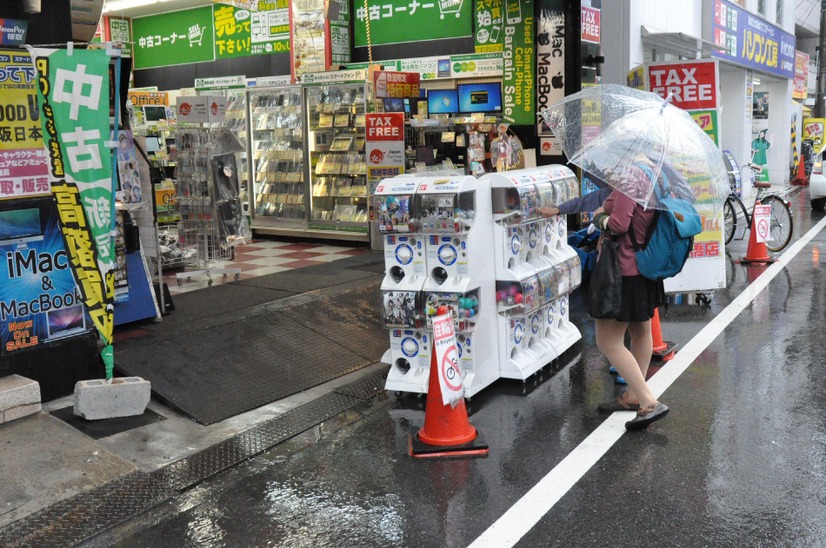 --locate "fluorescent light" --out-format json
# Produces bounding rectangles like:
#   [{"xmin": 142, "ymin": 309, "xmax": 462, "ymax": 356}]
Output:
[{"xmin": 102, "ymin": 0, "xmax": 173, "ymax": 13}]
